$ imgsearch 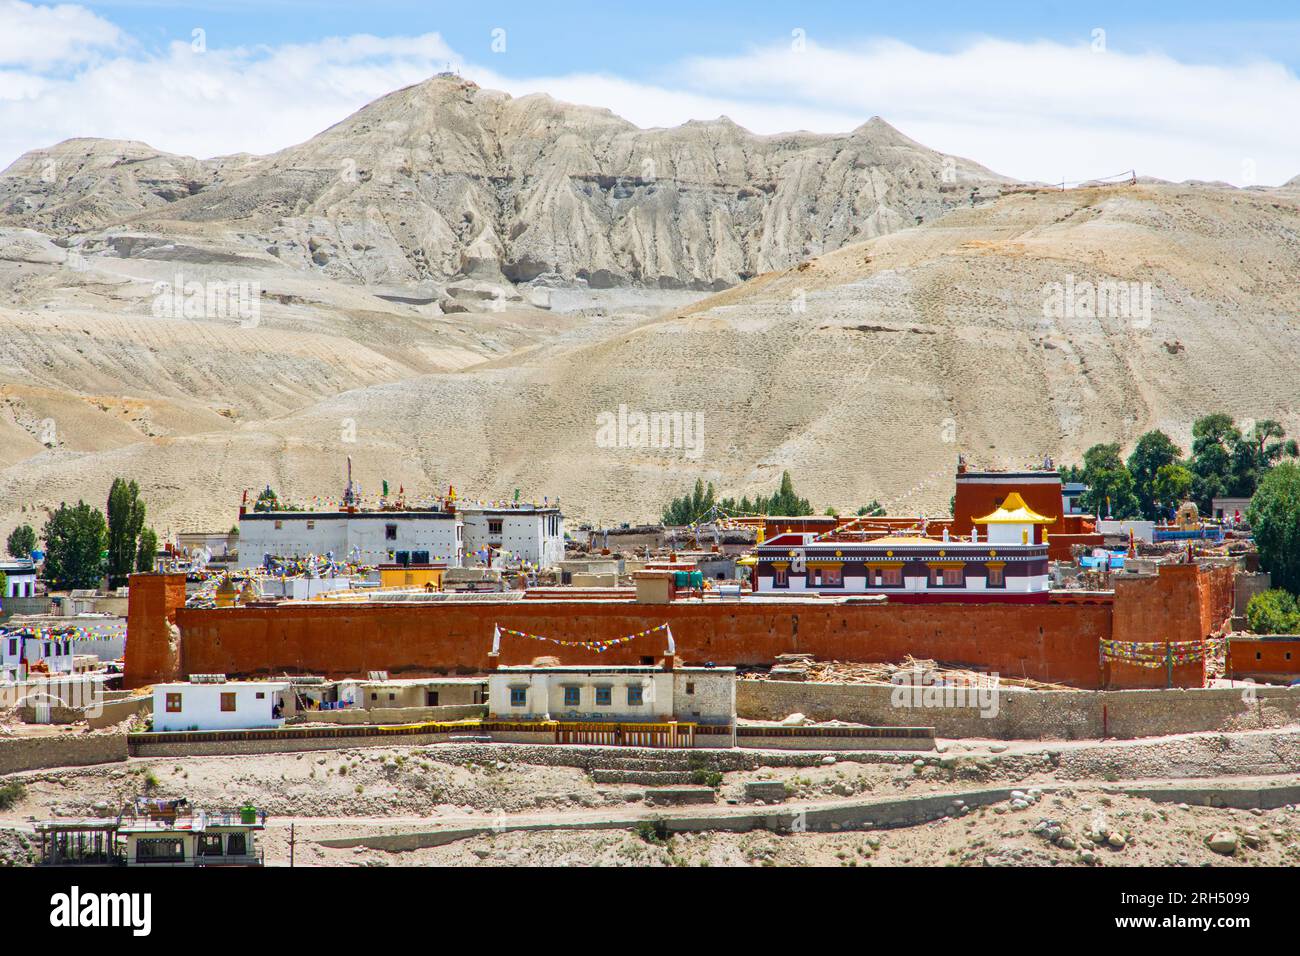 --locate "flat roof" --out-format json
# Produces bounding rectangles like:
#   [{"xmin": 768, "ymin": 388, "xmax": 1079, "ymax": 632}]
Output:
[
  {"xmin": 241, "ymin": 511, "xmax": 457, "ymax": 521},
  {"xmin": 154, "ymin": 681, "xmax": 290, "ymax": 690},
  {"xmin": 494, "ymin": 665, "xmax": 734, "ymax": 675}
]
